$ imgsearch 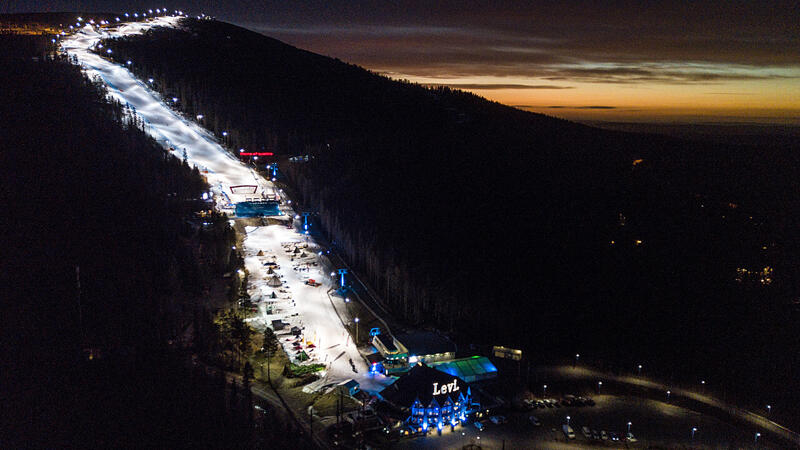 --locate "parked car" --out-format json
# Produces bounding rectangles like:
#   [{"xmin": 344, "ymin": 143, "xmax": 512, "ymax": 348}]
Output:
[
  {"xmin": 489, "ymin": 415, "xmax": 507, "ymax": 425},
  {"xmin": 592, "ymin": 429, "xmax": 600, "ymax": 440},
  {"xmin": 626, "ymin": 432, "xmax": 638, "ymax": 443},
  {"xmin": 528, "ymin": 416, "xmax": 541, "ymax": 426},
  {"xmin": 610, "ymin": 431, "xmax": 620, "ymax": 441},
  {"xmin": 582, "ymin": 426, "xmax": 591, "ymax": 438},
  {"xmin": 601, "ymin": 430, "xmax": 609, "ymax": 441},
  {"xmin": 562, "ymin": 424, "xmax": 576, "ymax": 440},
  {"xmin": 584, "ymin": 397, "xmax": 596, "ymax": 406}
]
